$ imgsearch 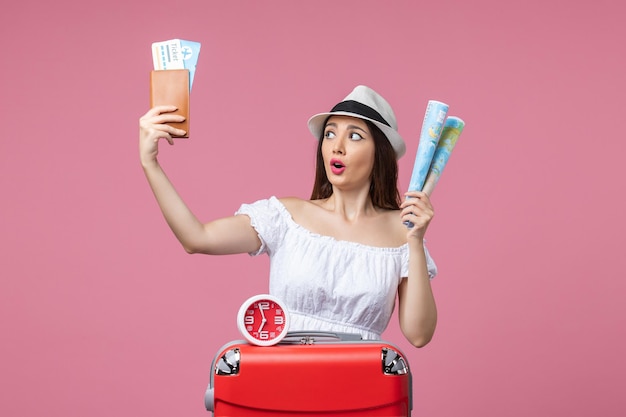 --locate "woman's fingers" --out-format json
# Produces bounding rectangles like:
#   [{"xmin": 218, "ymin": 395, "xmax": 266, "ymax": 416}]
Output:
[
  {"xmin": 401, "ymin": 192, "xmax": 432, "ymax": 213},
  {"xmin": 140, "ymin": 106, "xmax": 186, "ymax": 141},
  {"xmin": 400, "ymin": 192, "xmax": 434, "ymax": 235},
  {"xmin": 141, "ymin": 105, "xmax": 178, "ymax": 118},
  {"xmin": 140, "ymin": 107, "xmax": 185, "ymax": 127}
]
